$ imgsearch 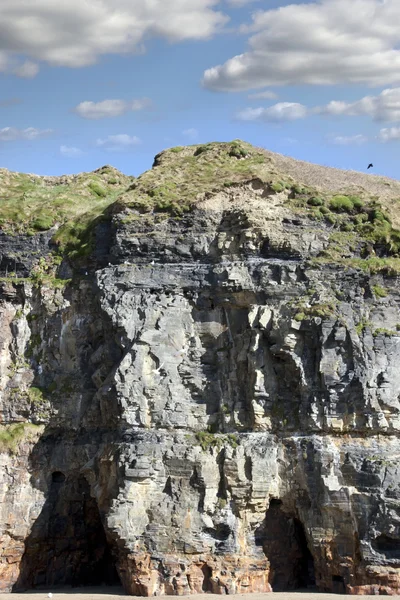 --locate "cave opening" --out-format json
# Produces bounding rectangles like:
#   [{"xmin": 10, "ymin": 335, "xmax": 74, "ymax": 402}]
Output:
[
  {"xmin": 14, "ymin": 474, "xmax": 121, "ymax": 590},
  {"xmin": 256, "ymin": 499, "xmax": 316, "ymax": 591},
  {"xmin": 372, "ymin": 534, "xmax": 400, "ymax": 559},
  {"xmin": 201, "ymin": 564, "xmax": 212, "ymax": 592}
]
